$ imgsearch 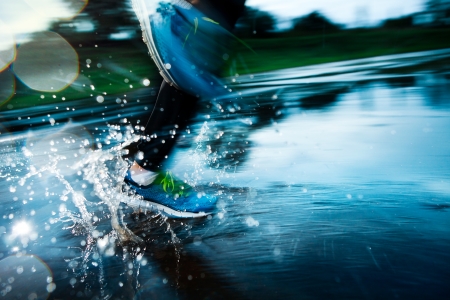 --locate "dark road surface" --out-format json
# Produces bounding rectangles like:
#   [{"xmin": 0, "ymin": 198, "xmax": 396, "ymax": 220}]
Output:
[{"xmin": 1, "ymin": 49, "xmax": 450, "ymax": 299}]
